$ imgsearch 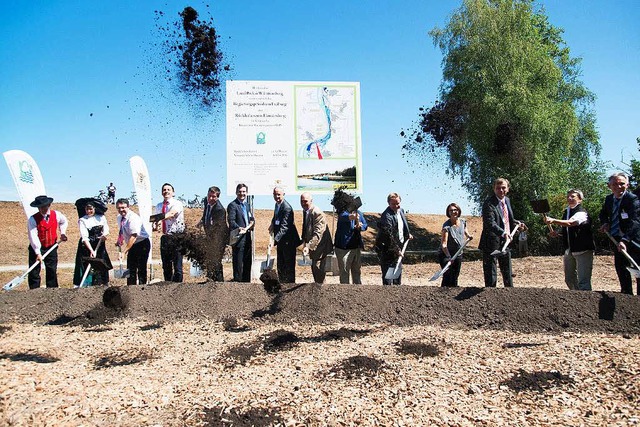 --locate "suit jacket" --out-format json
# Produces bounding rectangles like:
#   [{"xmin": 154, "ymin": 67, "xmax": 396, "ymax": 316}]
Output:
[
  {"xmin": 599, "ymin": 191, "xmax": 640, "ymax": 245},
  {"xmin": 271, "ymin": 200, "xmax": 301, "ymax": 246},
  {"xmin": 479, "ymin": 195, "xmax": 518, "ymax": 252},
  {"xmin": 227, "ymin": 198, "xmax": 254, "ymax": 230},
  {"xmin": 201, "ymin": 200, "xmax": 228, "ymax": 249},
  {"xmin": 302, "ymin": 205, "xmax": 333, "ymax": 260},
  {"xmin": 375, "ymin": 207, "xmax": 410, "ymax": 257}
]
